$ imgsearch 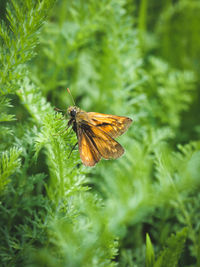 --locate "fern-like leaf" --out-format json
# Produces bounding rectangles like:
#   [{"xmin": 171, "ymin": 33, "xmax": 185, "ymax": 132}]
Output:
[
  {"xmin": 0, "ymin": 147, "xmax": 22, "ymax": 191},
  {"xmin": 154, "ymin": 228, "xmax": 188, "ymax": 267}
]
